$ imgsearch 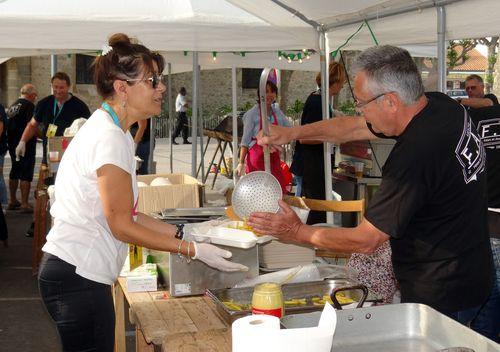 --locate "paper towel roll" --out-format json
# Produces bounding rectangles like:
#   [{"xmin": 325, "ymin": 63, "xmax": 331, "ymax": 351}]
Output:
[{"xmin": 232, "ymin": 304, "xmax": 335, "ymax": 352}]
